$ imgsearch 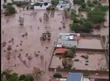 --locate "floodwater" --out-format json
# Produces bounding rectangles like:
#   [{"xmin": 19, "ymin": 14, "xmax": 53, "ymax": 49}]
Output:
[
  {"xmin": 1, "ymin": 0, "xmax": 109, "ymax": 80},
  {"xmin": 1, "ymin": 5, "xmax": 71, "ymax": 81}
]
